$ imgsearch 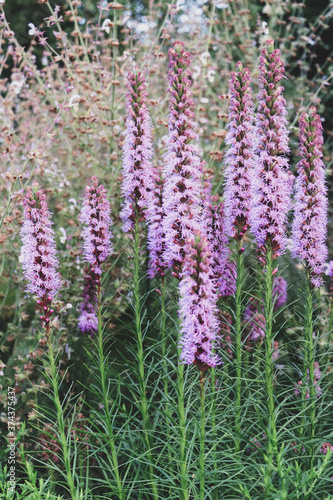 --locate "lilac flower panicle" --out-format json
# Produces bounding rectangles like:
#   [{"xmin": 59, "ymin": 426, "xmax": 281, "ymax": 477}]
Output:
[
  {"xmin": 178, "ymin": 231, "xmax": 221, "ymax": 370},
  {"xmin": 79, "ymin": 177, "xmax": 113, "ymax": 276},
  {"xmin": 202, "ymin": 200, "xmax": 236, "ymax": 296},
  {"xmin": 291, "ymin": 107, "xmax": 328, "ymax": 287},
  {"xmin": 120, "ymin": 70, "xmax": 154, "ymax": 233},
  {"xmin": 273, "ymin": 276, "xmax": 287, "ymax": 309},
  {"xmin": 78, "ymin": 269, "xmax": 98, "ymax": 334},
  {"xmin": 147, "ymin": 164, "xmax": 165, "ymax": 278},
  {"xmin": 224, "ymin": 62, "xmax": 255, "ymax": 240},
  {"xmin": 251, "ymin": 40, "xmax": 291, "ymax": 258},
  {"xmin": 20, "ymin": 188, "xmax": 61, "ymax": 301},
  {"xmin": 163, "ymin": 41, "xmax": 203, "ymax": 270}
]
